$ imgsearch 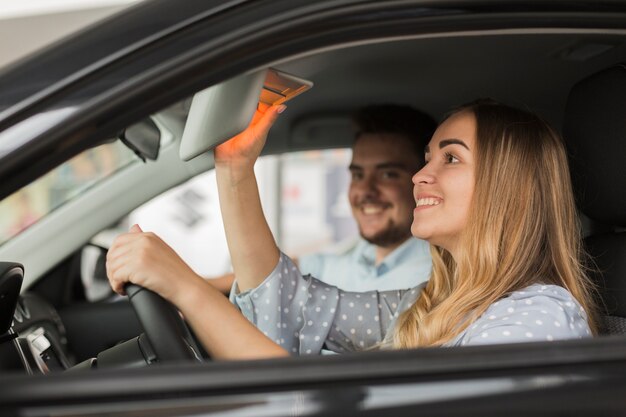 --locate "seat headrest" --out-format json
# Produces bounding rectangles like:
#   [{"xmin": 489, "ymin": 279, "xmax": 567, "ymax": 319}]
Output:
[{"xmin": 563, "ymin": 64, "xmax": 626, "ymax": 226}]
